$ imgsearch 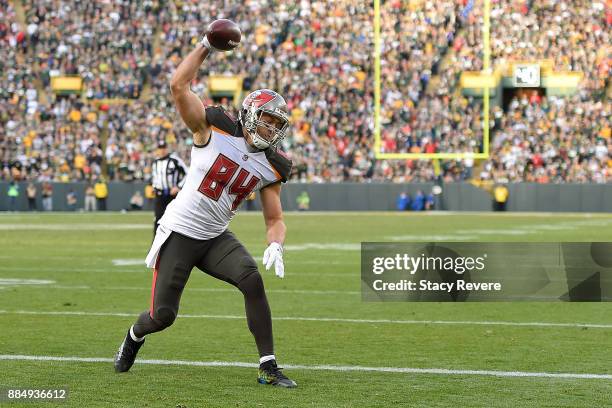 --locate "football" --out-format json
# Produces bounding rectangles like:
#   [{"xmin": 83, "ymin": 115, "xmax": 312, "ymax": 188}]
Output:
[{"xmin": 206, "ymin": 19, "xmax": 241, "ymax": 51}]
